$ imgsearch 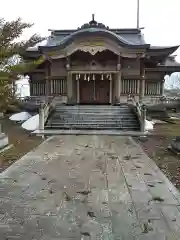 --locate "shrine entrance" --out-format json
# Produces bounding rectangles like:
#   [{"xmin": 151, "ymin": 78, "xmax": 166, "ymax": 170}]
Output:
[{"xmin": 76, "ymin": 74, "xmax": 112, "ymax": 104}]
